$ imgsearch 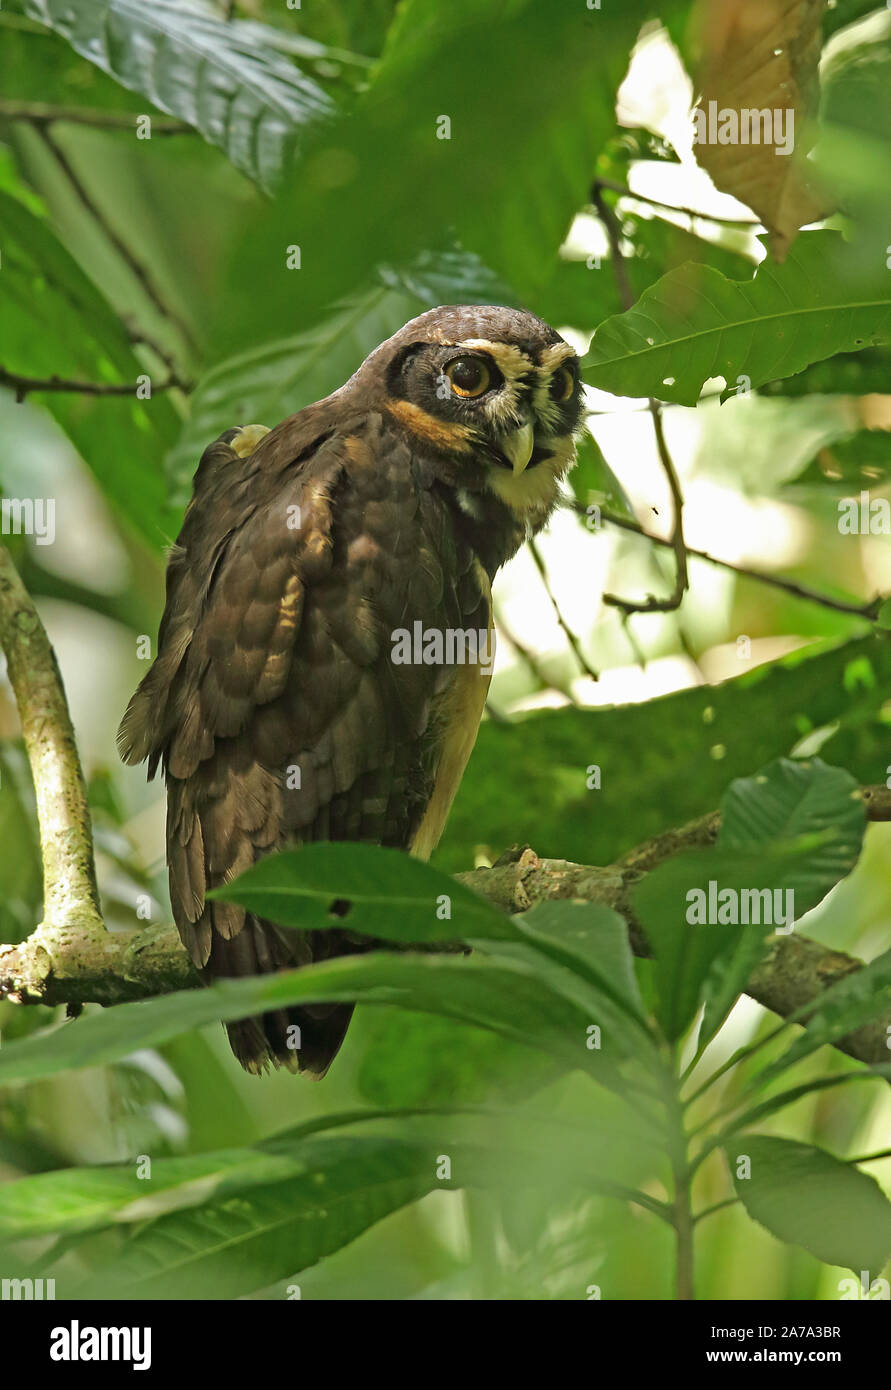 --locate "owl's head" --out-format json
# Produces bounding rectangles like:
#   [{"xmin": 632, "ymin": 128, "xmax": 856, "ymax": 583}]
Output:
[{"xmin": 358, "ymin": 305, "xmax": 584, "ymax": 524}]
